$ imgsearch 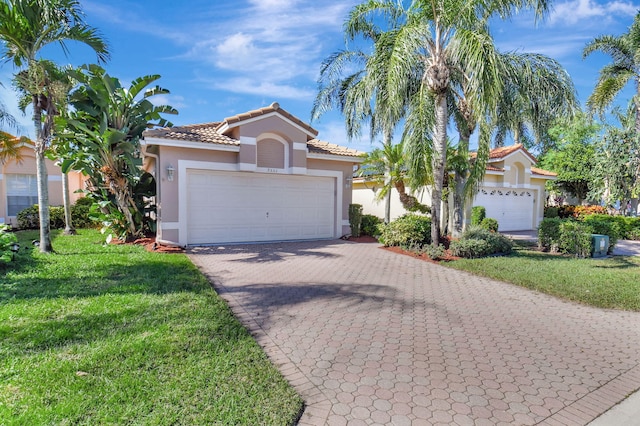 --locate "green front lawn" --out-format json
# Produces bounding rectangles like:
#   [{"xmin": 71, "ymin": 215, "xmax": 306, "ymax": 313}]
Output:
[
  {"xmin": 447, "ymin": 243, "xmax": 640, "ymax": 311},
  {"xmin": 0, "ymin": 230, "xmax": 302, "ymax": 425}
]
